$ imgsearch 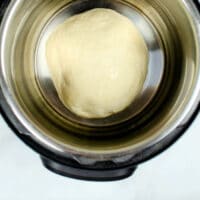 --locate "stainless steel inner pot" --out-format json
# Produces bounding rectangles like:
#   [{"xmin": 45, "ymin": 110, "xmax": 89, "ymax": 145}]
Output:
[
  {"xmin": 36, "ymin": 1, "xmax": 164, "ymax": 127},
  {"xmin": 0, "ymin": 0, "xmax": 200, "ymax": 174}
]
